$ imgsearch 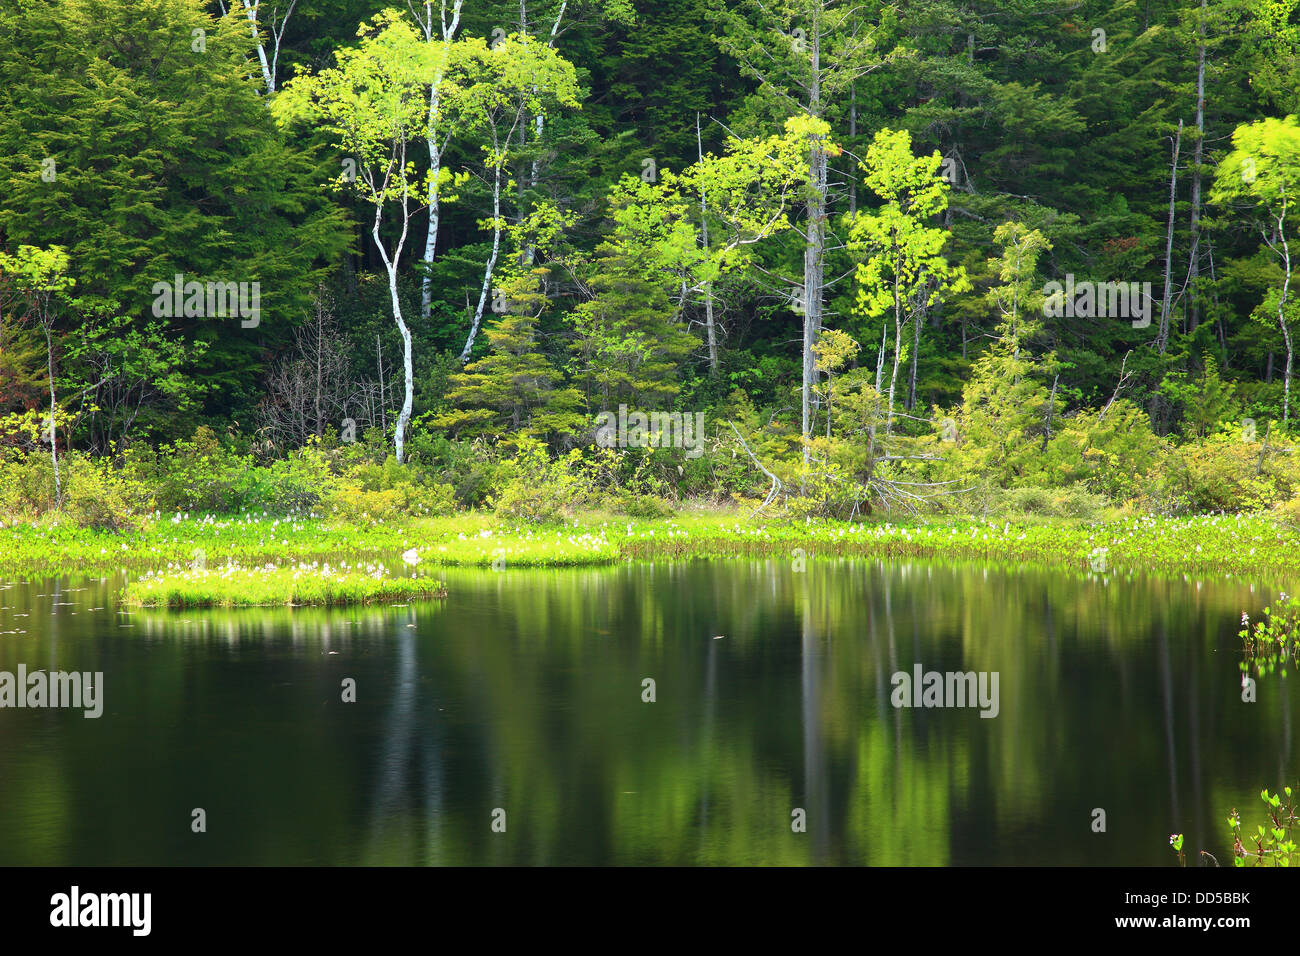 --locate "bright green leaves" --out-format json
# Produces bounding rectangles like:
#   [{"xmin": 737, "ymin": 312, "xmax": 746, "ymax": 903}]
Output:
[
  {"xmin": 850, "ymin": 128, "xmax": 967, "ymax": 323},
  {"xmin": 275, "ymin": 12, "xmax": 434, "ymax": 206},
  {"xmin": 0, "ymin": 245, "xmax": 73, "ymax": 298},
  {"xmin": 1212, "ymin": 115, "xmax": 1300, "ymax": 216}
]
